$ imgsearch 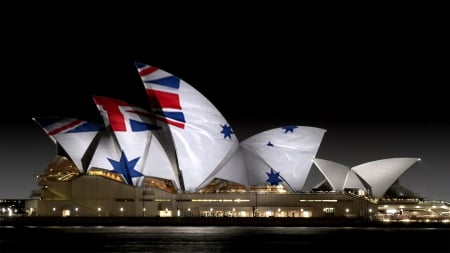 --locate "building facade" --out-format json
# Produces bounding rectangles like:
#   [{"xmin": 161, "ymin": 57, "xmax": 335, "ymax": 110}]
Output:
[
  {"xmin": 26, "ymin": 175, "xmax": 377, "ymax": 218},
  {"xmin": 24, "ymin": 62, "xmax": 449, "ymax": 222}
]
